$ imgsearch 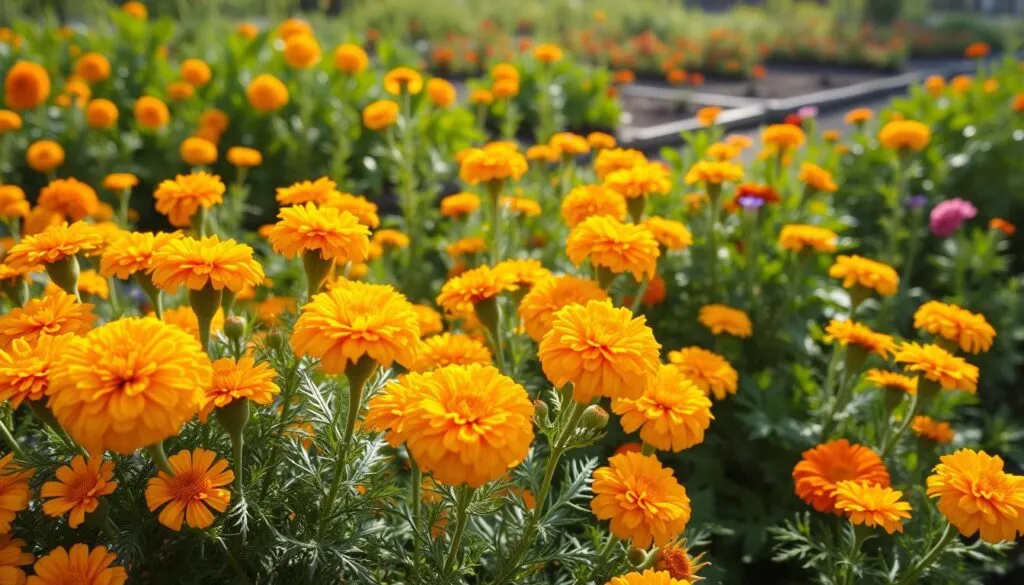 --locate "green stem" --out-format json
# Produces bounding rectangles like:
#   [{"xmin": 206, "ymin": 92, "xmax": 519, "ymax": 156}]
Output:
[
  {"xmin": 630, "ymin": 277, "xmax": 650, "ymax": 314},
  {"xmin": 146, "ymin": 441, "xmax": 173, "ymax": 475},
  {"xmin": 880, "ymin": 391, "xmax": 920, "ymax": 458},
  {"xmin": 895, "ymin": 523, "xmax": 958, "ymax": 585},
  {"xmin": 410, "ymin": 460, "xmax": 422, "ymax": 566},
  {"xmin": 588, "ymin": 534, "xmax": 622, "ymax": 582},
  {"xmin": 487, "ymin": 180, "xmax": 504, "ymax": 265},
  {"xmin": 117, "ymin": 190, "xmax": 131, "ymax": 228},
  {"xmin": 443, "ymin": 486, "xmax": 473, "ymax": 575},
  {"xmin": 0, "ymin": 419, "xmax": 25, "ymax": 459}
]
